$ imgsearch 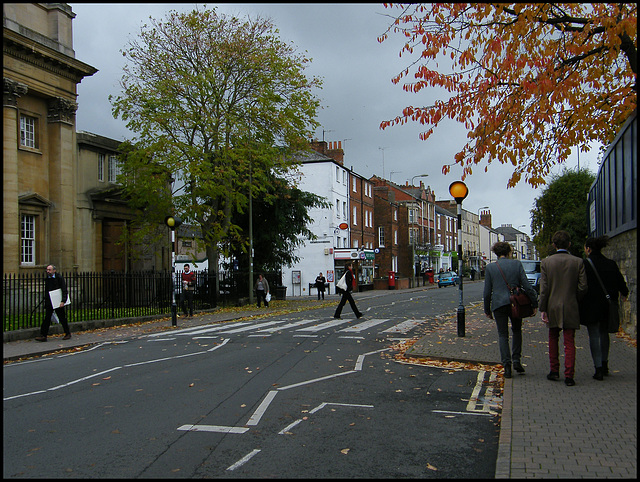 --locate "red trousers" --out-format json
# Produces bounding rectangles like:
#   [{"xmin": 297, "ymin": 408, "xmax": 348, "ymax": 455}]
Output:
[{"xmin": 548, "ymin": 327, "xmax": 576, "ymax": 378}]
